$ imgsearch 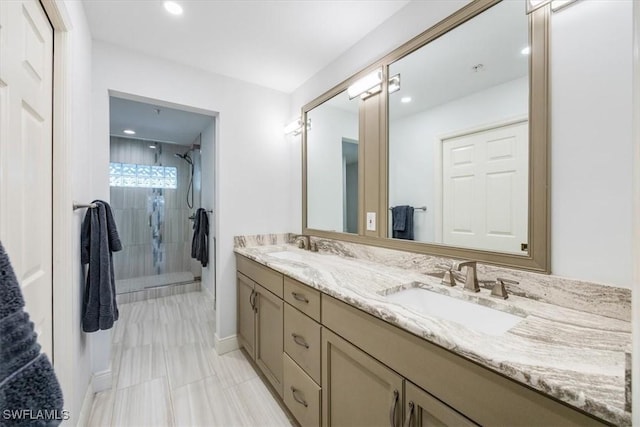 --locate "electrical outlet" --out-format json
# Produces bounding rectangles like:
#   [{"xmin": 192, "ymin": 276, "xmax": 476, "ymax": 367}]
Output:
[{"xmin": 366, "ymin": 212, "xmax": 376, "ymax": 231}]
